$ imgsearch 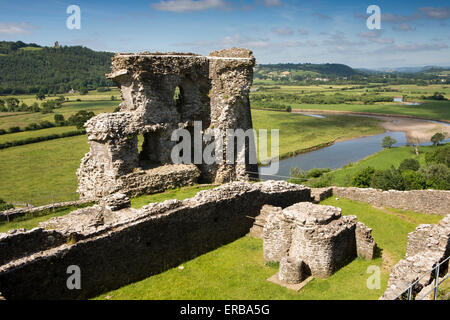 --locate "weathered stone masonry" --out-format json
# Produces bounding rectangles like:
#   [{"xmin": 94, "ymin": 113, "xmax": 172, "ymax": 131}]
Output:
[
  {"xmin": 381, "ymin": 214, "xmax": 450, "ymax": 300},
  {"xmin": 77, "ymin": 48, "xmax": 258, "ymax": 200},
  {"xmin": 263, "ymin": 202, "xmax": 376, "ymax": 279},
  {"xmin": 0, "ymin": 181, "xmax": 310, "ymax": 300},
  {"xmin": 332, "ymin": 187, "xmax": 450, "ymax": 215}
]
